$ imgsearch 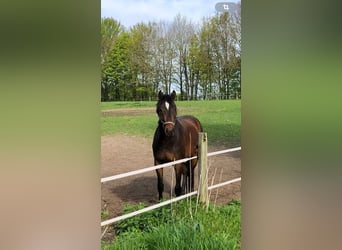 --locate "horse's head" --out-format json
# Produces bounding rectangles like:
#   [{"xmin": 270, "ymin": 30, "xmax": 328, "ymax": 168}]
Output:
[{"xmin": 156, "ymin": 90, "xmax": 177, "ymax": 136}]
